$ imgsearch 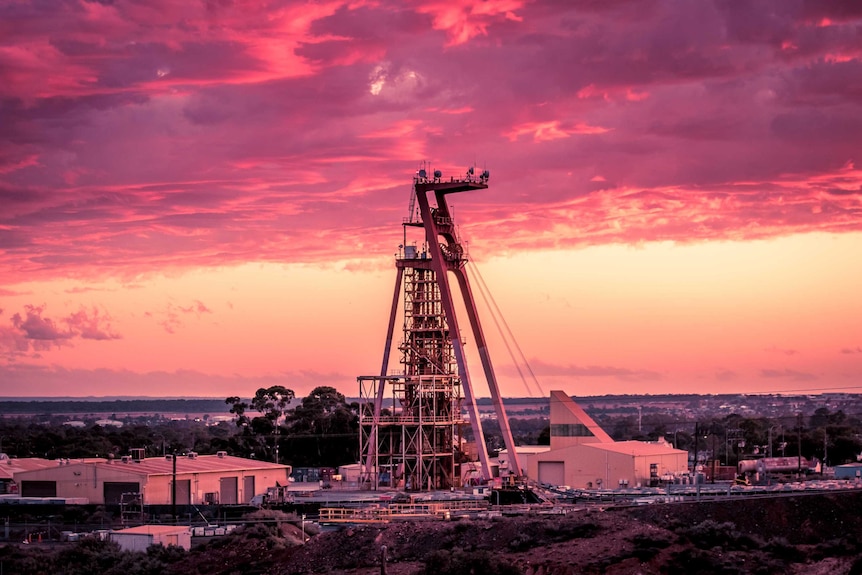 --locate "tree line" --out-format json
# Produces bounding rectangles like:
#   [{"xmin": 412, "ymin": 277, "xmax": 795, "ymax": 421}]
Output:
[{"xmin": 2, "ymin": 386, "xmax": 861, "ymax": 469}]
